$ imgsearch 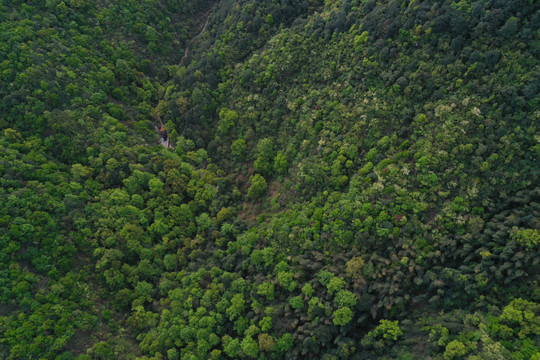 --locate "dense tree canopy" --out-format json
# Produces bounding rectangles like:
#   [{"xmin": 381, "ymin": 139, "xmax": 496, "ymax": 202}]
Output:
[{"xmin": 1, "ymin": 0, "xmax": 539, "ymax": 359}]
